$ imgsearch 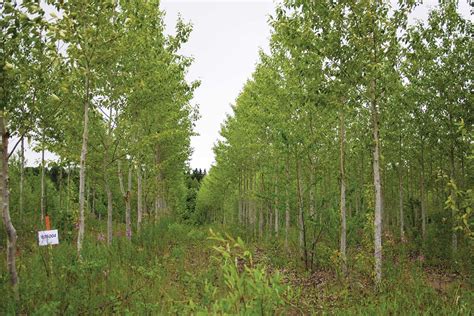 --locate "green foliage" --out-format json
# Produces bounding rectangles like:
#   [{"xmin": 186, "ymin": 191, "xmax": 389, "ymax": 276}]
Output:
[{"xmin": 185, "ymin": 230, "xmax": 290, "ymax": 314}]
